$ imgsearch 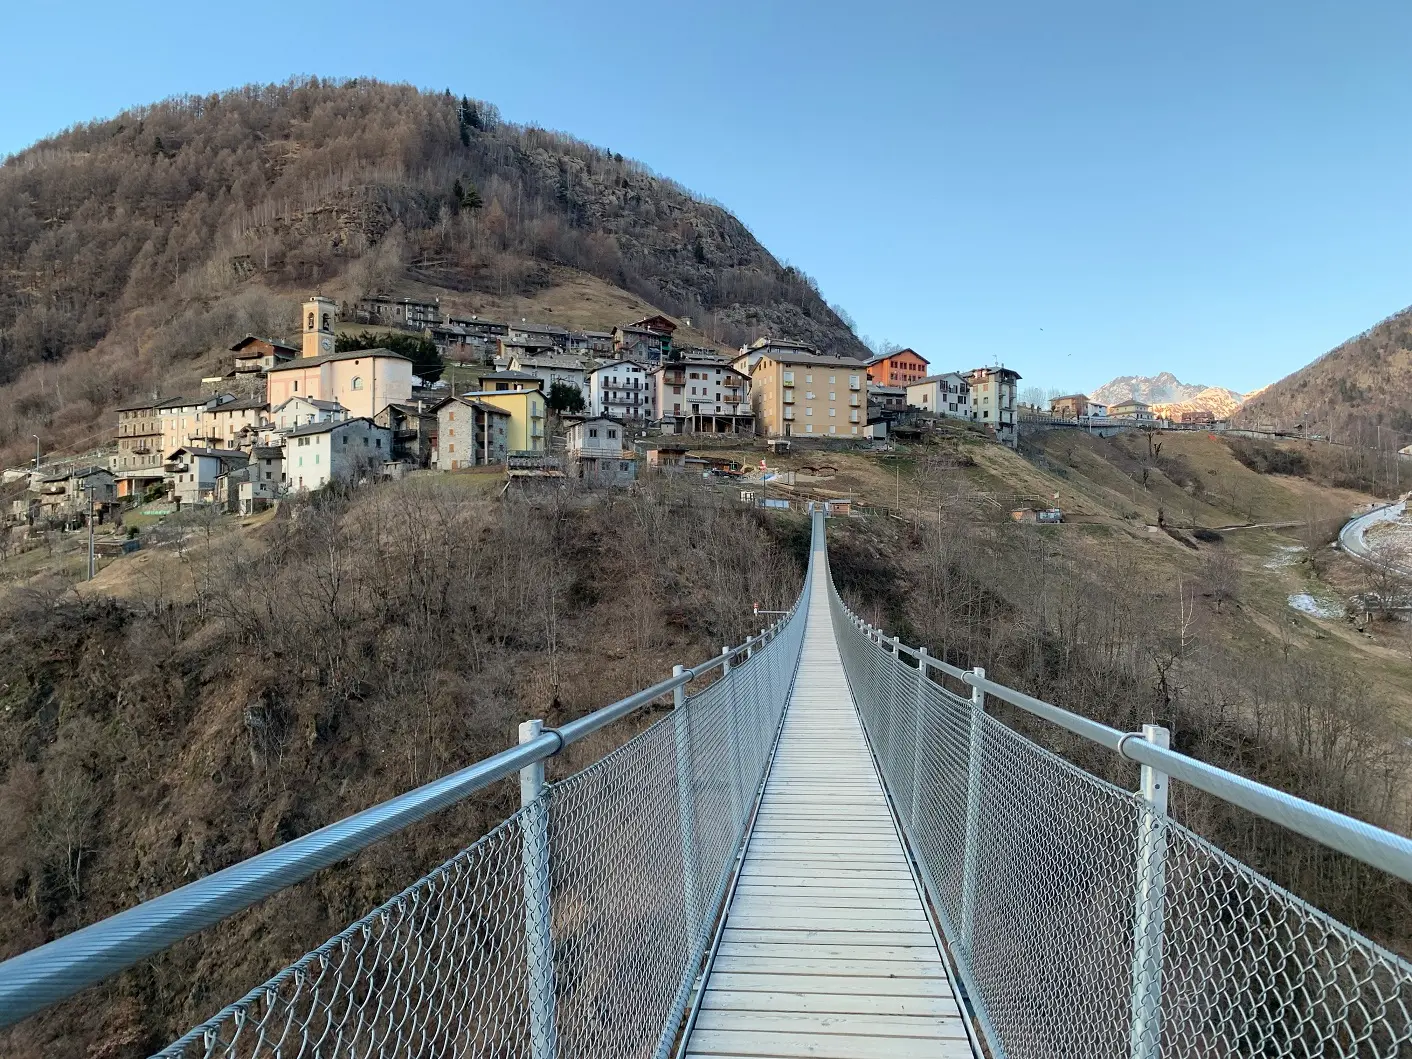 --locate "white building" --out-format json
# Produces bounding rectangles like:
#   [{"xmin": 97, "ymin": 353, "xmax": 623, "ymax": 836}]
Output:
[
  {"xmin": 651, "ymin": 359, "xmax": 753, "ymax": 434},
  {"xmin": 587, "ymin": 359, "xmax": 654, "ymax": 422},
  {"xmin": 269, "ymin": 395, "xmax": 348, "ymax": 431},
  {"xmin": 508, "ymin": 352, "xmax": 589, "ymax": 398},
  {"xmin": 906, "ymin": 373, "xmax": 971, "ymax": 419},
  {"xmin": 564, "ymin": 416, "xmax": 638, "ymax": 485},
  {"xmin": 165, "ymin": 447, "xmax": 248, "ymax": 506},
  {"xmin": 284, "ymin": 418, "xmax": 393, "ymax": 492},
  {"xmin": 968, "ymin": 367, "xmax": 1022, "ymax": 447},
  {"xmin": 194, "ymin": 396, "xmax": 268, "ymax": 449},
  {"xmin": 1109, "ymin": 400, "xmax": 1155, "ymax": 421}
]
